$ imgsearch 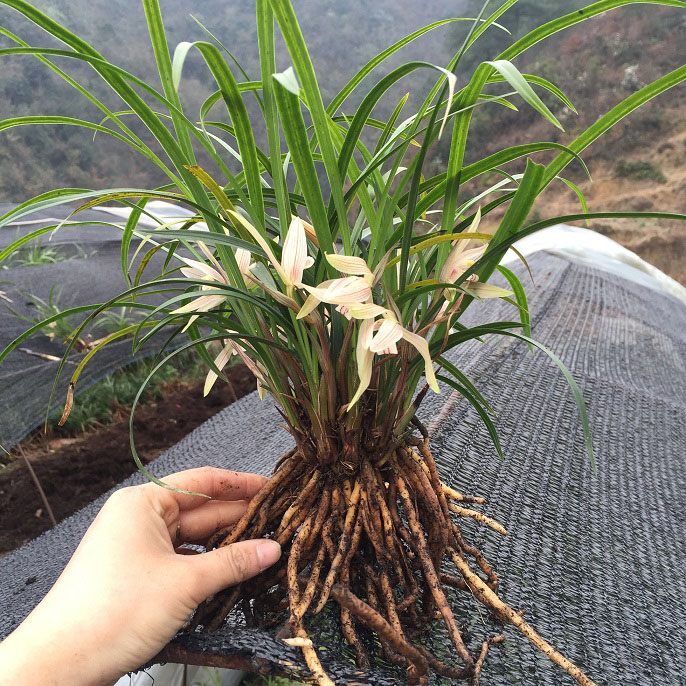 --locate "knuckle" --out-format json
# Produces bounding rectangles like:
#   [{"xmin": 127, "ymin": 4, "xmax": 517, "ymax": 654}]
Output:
[
  {"xmin": 106, "ymin": 485, "xmax": 137, "ymax": 506},
  {"xmin": 197, "ymin": 465, "xmax": 217, "ymax": 481}
]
